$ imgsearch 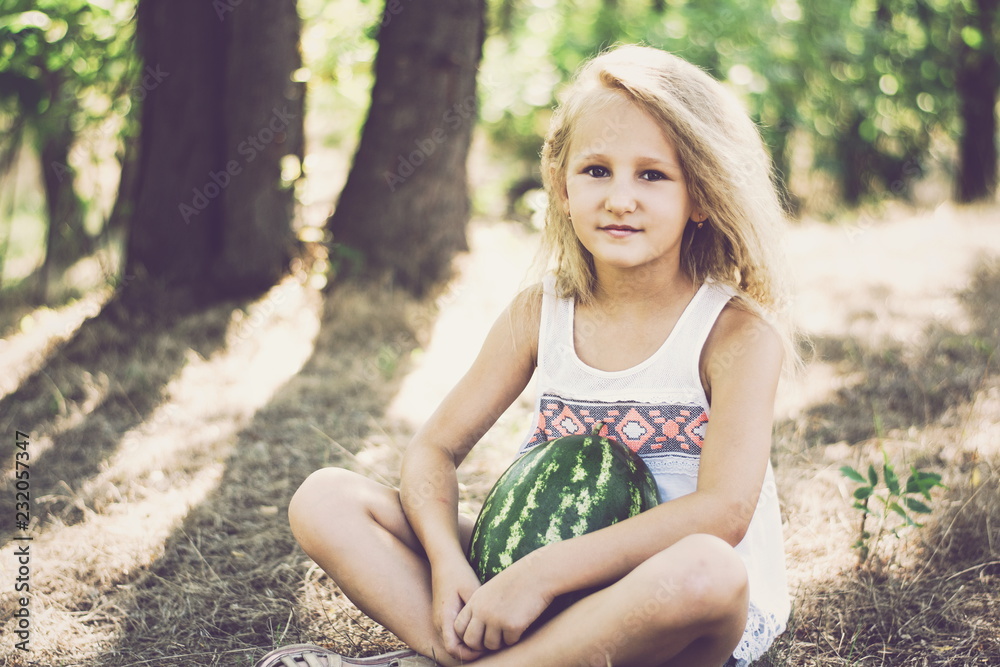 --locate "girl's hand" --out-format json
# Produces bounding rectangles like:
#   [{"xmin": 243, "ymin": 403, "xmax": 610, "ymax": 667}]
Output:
[
  {"xmin": 431, "ymin": 561, "xmax": 486, "ymax": 662},
  {"xmin": 453, "ymin": 555, "xmax": 555, "ymax": 652}
]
